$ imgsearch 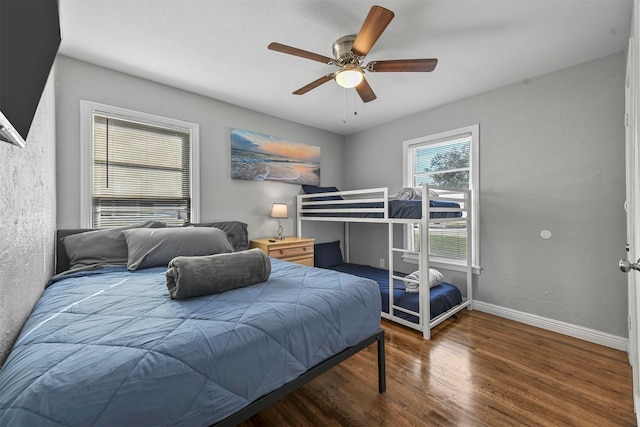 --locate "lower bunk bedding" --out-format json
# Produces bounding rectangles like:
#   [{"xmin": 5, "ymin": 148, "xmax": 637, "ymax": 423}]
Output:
[
  {"xmin": 0, "ymin": 226, "xmax": 383, "ymax": 427},
  {"xmin": 330, "ymin": 263, "xmax": 462, "ymax": 324},
  {"xmin": 315, "ymin": 241, "xmax": 462, "ymax": 325}
]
